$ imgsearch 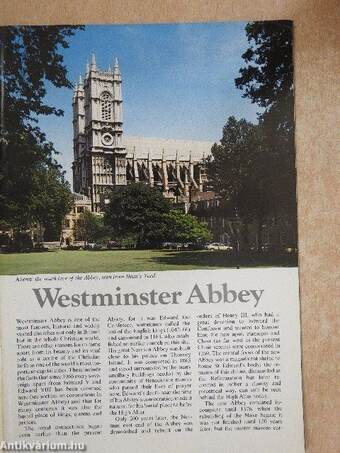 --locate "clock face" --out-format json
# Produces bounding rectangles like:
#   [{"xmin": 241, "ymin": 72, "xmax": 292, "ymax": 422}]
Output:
[{"xmin": 101, "ymin": 132, "xmax": 113, "ymax": 146}]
